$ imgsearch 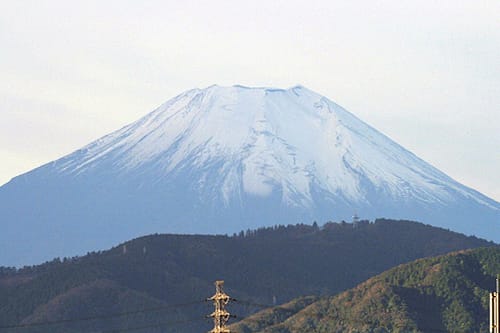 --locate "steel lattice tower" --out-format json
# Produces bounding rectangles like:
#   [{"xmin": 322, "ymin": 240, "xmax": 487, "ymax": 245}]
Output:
[{"xmin": 208, "ymin": 280, "xmax": 231, "ymax": 333}]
